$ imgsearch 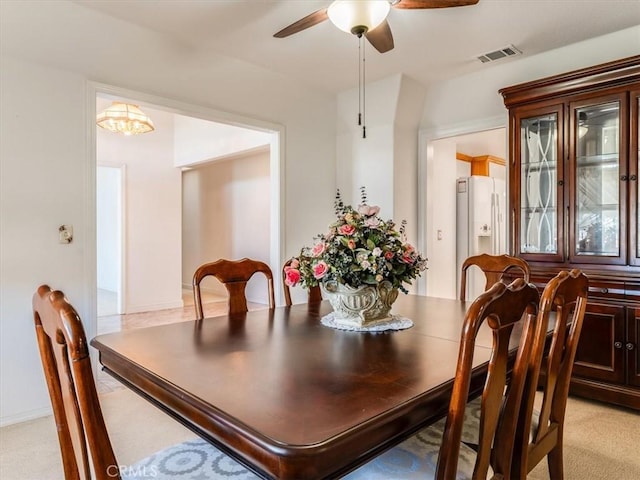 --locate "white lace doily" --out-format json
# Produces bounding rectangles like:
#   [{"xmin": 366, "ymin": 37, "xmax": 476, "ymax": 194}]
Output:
[{"xmin": 320, "ymin": 312, "xmax": 413, "ymax": 332}]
